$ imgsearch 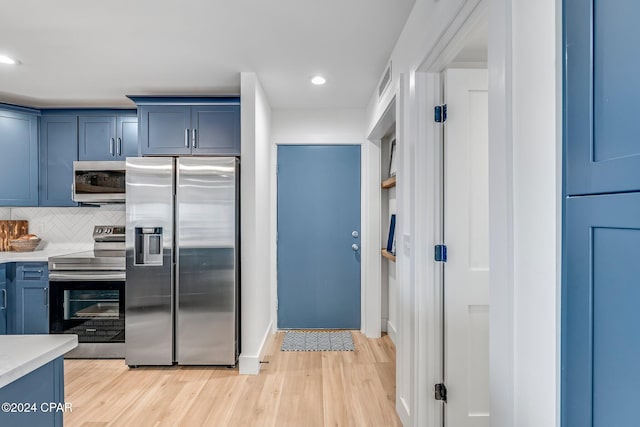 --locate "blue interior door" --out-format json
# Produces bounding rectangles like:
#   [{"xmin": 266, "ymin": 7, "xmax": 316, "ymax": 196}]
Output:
[
  {"xmin": 563, "ymin": 0, "xmax": 640, "ymax": 425},
  {"xmin": 564, "ymin": 194, "xmax": 640, "ymax": 426},
  {"xmin": 277, "ymin": 145, "xmax": 361, "ymax": 329}
]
